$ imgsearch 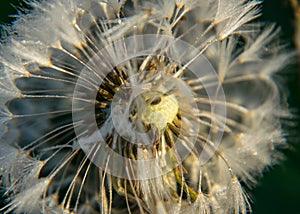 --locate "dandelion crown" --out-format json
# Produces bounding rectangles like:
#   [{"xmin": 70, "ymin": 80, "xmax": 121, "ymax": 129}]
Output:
[{"xmin": 0, "ymin": 0, "xmax": 292, "ymax": 213}]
